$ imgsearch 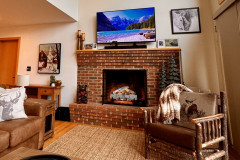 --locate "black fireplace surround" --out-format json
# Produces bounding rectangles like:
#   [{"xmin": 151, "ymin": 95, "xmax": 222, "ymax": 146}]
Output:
[{"xmin": 102, "ymin": 70, "xmax": 147, "ymax": 107}]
